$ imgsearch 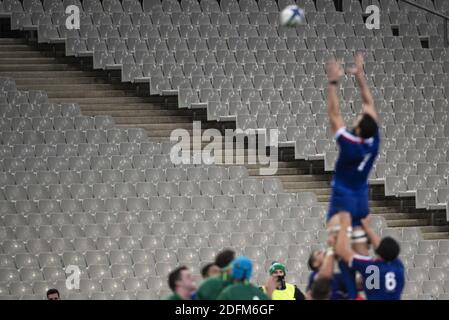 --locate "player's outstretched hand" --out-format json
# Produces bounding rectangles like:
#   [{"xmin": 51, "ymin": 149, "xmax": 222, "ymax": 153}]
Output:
[
  {"xmin": 347, "ymin": 52, "xmax": 365, "ymax": 76},
  {"xmin": 326, "ymin": 58, "xmax": 344, "ymax": 82},
  {"xmin": 264, "ymin": 275, "xmax": 278, "ymax": 299}
]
